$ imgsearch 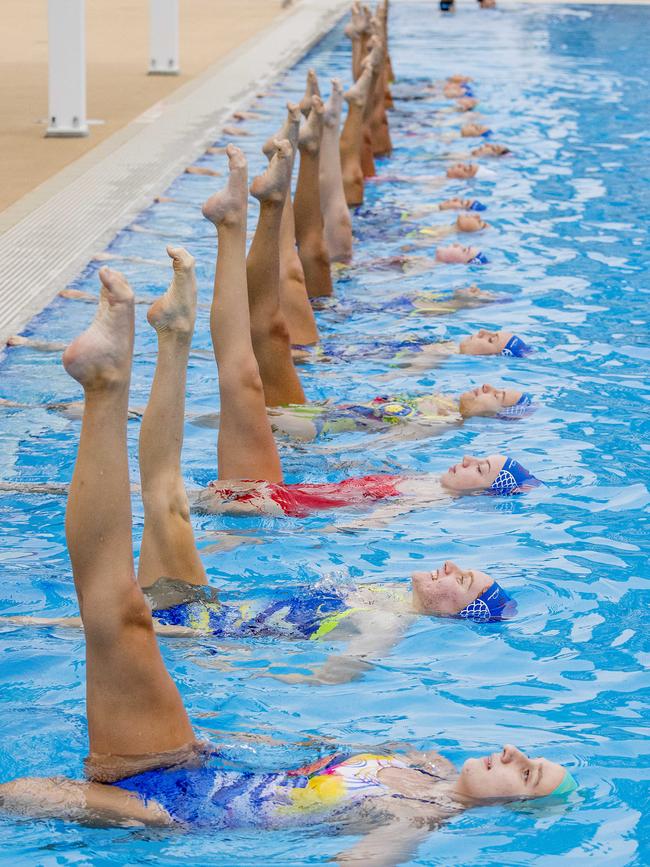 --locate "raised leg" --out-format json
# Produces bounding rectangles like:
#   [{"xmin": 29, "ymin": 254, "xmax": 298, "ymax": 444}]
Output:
[
  {"xmin": 202, "ymin": 145, "xmax": 283, "ymax": 482},
  {"xmin": 264, "ymin": 103, "xmax": 319, "ymax": 346},
  {"xmin": 137, "ymin": 246, "xmax": 207, "ymax": 590},
  {"xmin": 340, "ymin": 68, "xmax": 373, "ymax": 206},
  {"xmin": 247, "ymin": 140, "xmax": 306, "ymax": 406},
  {"xmin": 63, "ymin": 267, "xmax": 195, "ymax": 776},
  {"xmin": 319, "ymin": 79, "xmax": 353, "ymax": 263},
  {"xmin": 294, "ymin": 96, "xmax": 333, "ymax": 298}
]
